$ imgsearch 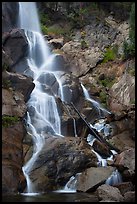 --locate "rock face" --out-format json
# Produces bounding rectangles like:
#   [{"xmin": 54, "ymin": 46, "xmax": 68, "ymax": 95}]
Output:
[
  {"xmin": 97, "ymin": 184, "xmax": 124, "ymax": 202},
  {"xmin": 24, "ymin": 136, "xmax": 98, "ymax": 192},
  {"xmin": 62, "ymin": 41, "xmax": 103, "ymax": 77},
  {"xmin": 2, "ymin": 88, "xmax": 26, "ymax": 117},
  {"xmin": 2, "ymin": 71, "xmax": 35, "ymax": 102},
  {"xmin": 2, "ymin": 122, "xmax": 26, "ymax": 194},
  {"xmin": 76, "ymin": 166, "xmax": 115, "ymax": 192},
  {"xmin": 108, "ymin": 73, "xmax": 135, "ymax": 112},
  {"xmin": 2, "ymin": 2, "xmax": 19, "ymax": 32}
]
